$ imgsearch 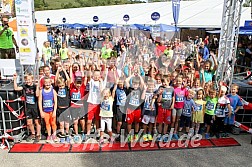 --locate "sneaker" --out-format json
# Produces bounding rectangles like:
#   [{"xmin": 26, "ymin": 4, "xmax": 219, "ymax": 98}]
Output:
[
  {"xmin": 173, "ymin": 134, "xmax": 179, "ymax": 140},
  {"xmin": 225, "ymin": 133, "xmax": 229, "ymax": 137},
  {"xmin": 156, "ymin": 134, "xmax": 162, "ymax": 142},
  {"xmin": 74, "ymin": 135, "xmax": 80, "ymax": 143},
  {"xmin": 205, "ymin": 133, "xmax": 210, "ymax": 139},
  {"xmin": 65, "ymin": 134, "xmax": 70, "ymax": 143},
  {"xmin": 81, "ymin": 133, "xmax": 86, "ymax": 142},
  {"xmin": 142, "ymin": 134, "xmax": 148, "ymax": 142},
  {"xmin": 147, "ymin": 134, "xmax": 153, "ymax": 141},
  {"xmin": 128, "ymin": 135, "xmax": 133, "ymax": 142},
  {"xmin": 99, "ymin": 138, "xmax": 104, "ymax": 145},
  {"xmin": 34, "ymin": 135, "xmax": 40, "ymax": 143},
  {"xmin": 46, "ymin": 136, "xmax": 51, "ymax": 143},
  {"xmin": 163, "ymin": 136, "xmax": 169, "ymax": 143},
  {"xmin": 26, "ymin": 134, "xmax": 35, "ymax": 142},
  {"xmin": 215, "ymin": 133, "xmax": 220, "ymax": 139},
  {"xmin": 52, "ymin": 135, "xmax": 58, "ymax": 142},
  {"xmin": 58, "ymin": 132, "xmax": 66, "ymax": 138},
  {"xmin": 134, "ymin": 134, "xmax": 139, "ymax": 142}
]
